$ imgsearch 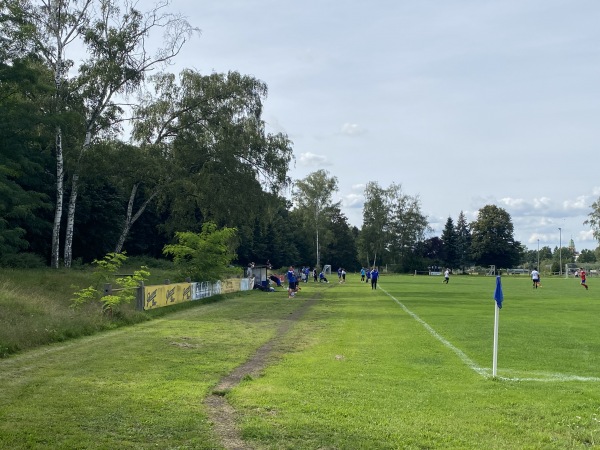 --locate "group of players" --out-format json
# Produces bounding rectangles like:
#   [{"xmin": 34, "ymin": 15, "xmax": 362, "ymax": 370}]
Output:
[
  {"xmin": 284, "ymin": 265, "xmax": 381, "ymax": 298},
  {"xmin": 531, "ymin": 267, "xmax": 589, "ymax": 290},
  {"xmin": 359, "ymin": 267, "xmax": 380, "ymax": 289}
]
